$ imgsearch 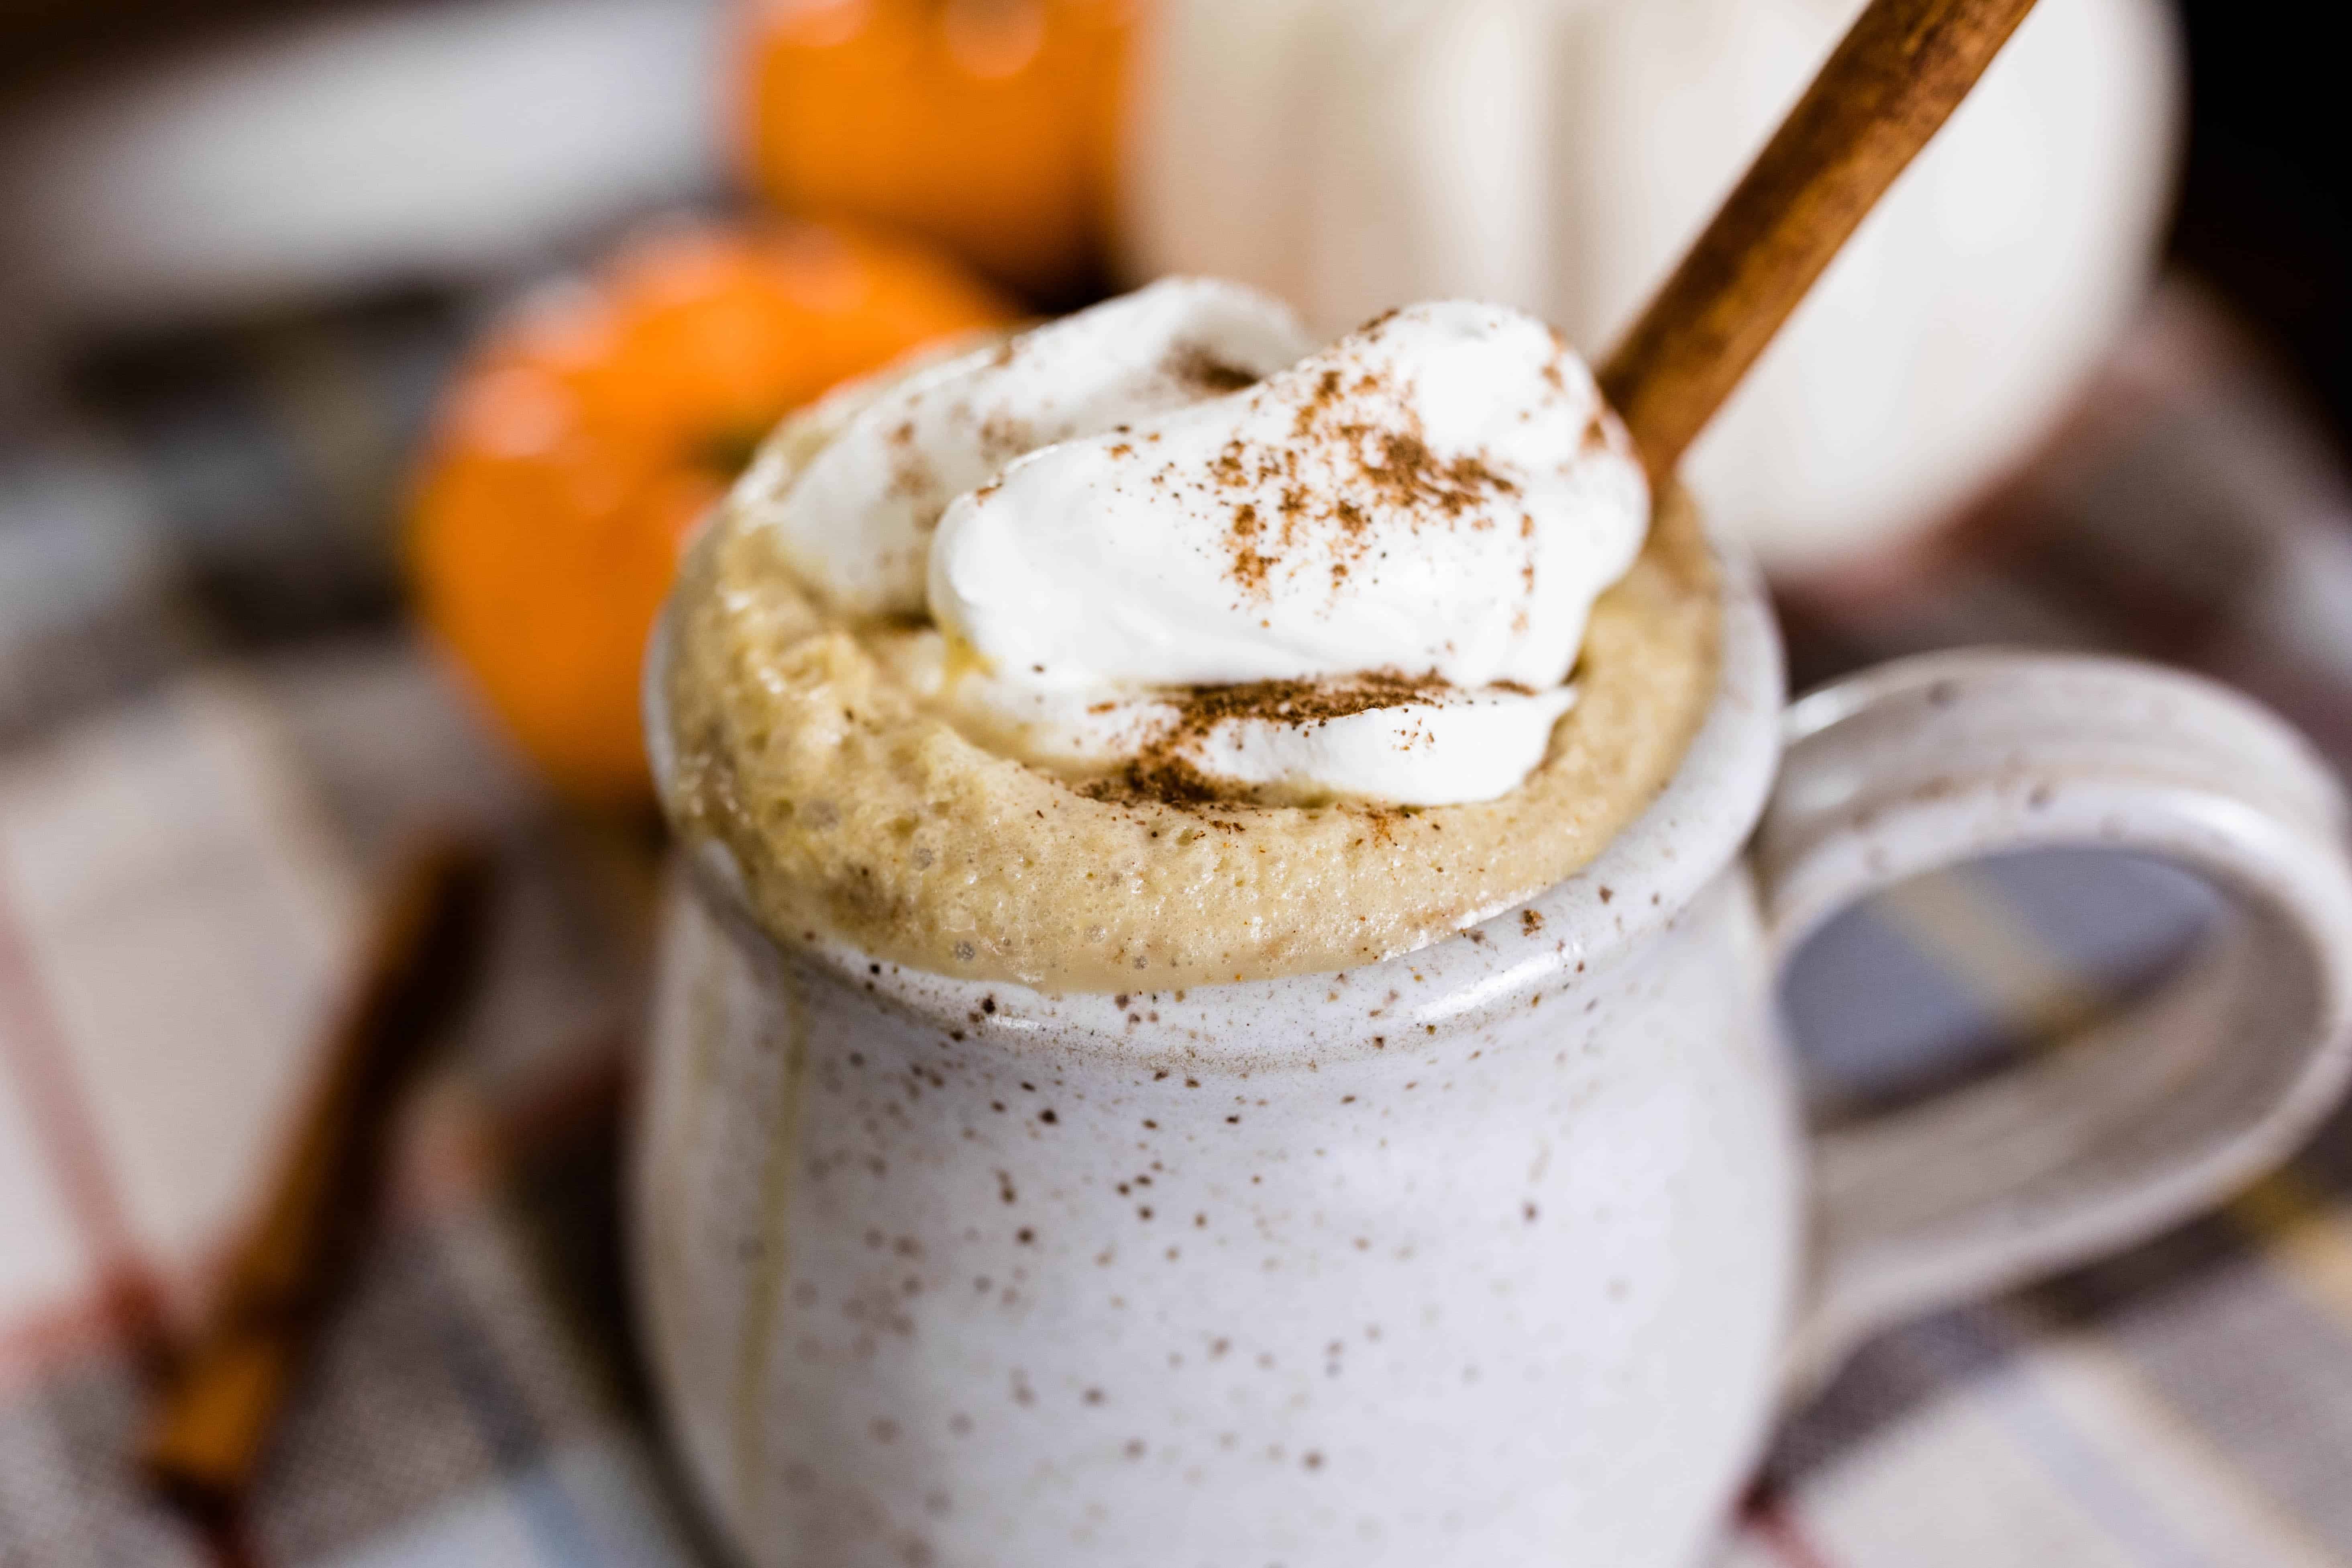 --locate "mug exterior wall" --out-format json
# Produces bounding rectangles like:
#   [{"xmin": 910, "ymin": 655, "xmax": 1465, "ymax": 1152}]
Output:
[{"xmin": 633, "ymin": 858, "xmax": 1802, "ymax": 1567}]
